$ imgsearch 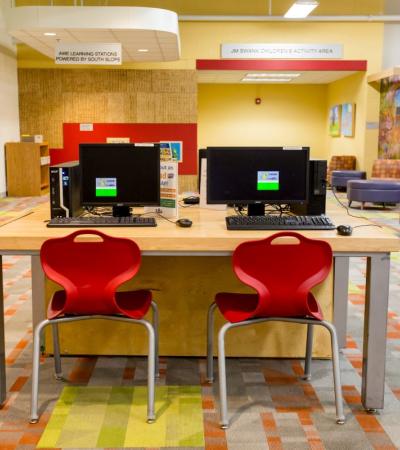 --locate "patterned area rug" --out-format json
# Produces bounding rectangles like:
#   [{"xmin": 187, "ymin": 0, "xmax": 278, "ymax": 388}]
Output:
[{"xmin": 38, "ymin": 386, "xmax": 205, "ymax": 448}]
